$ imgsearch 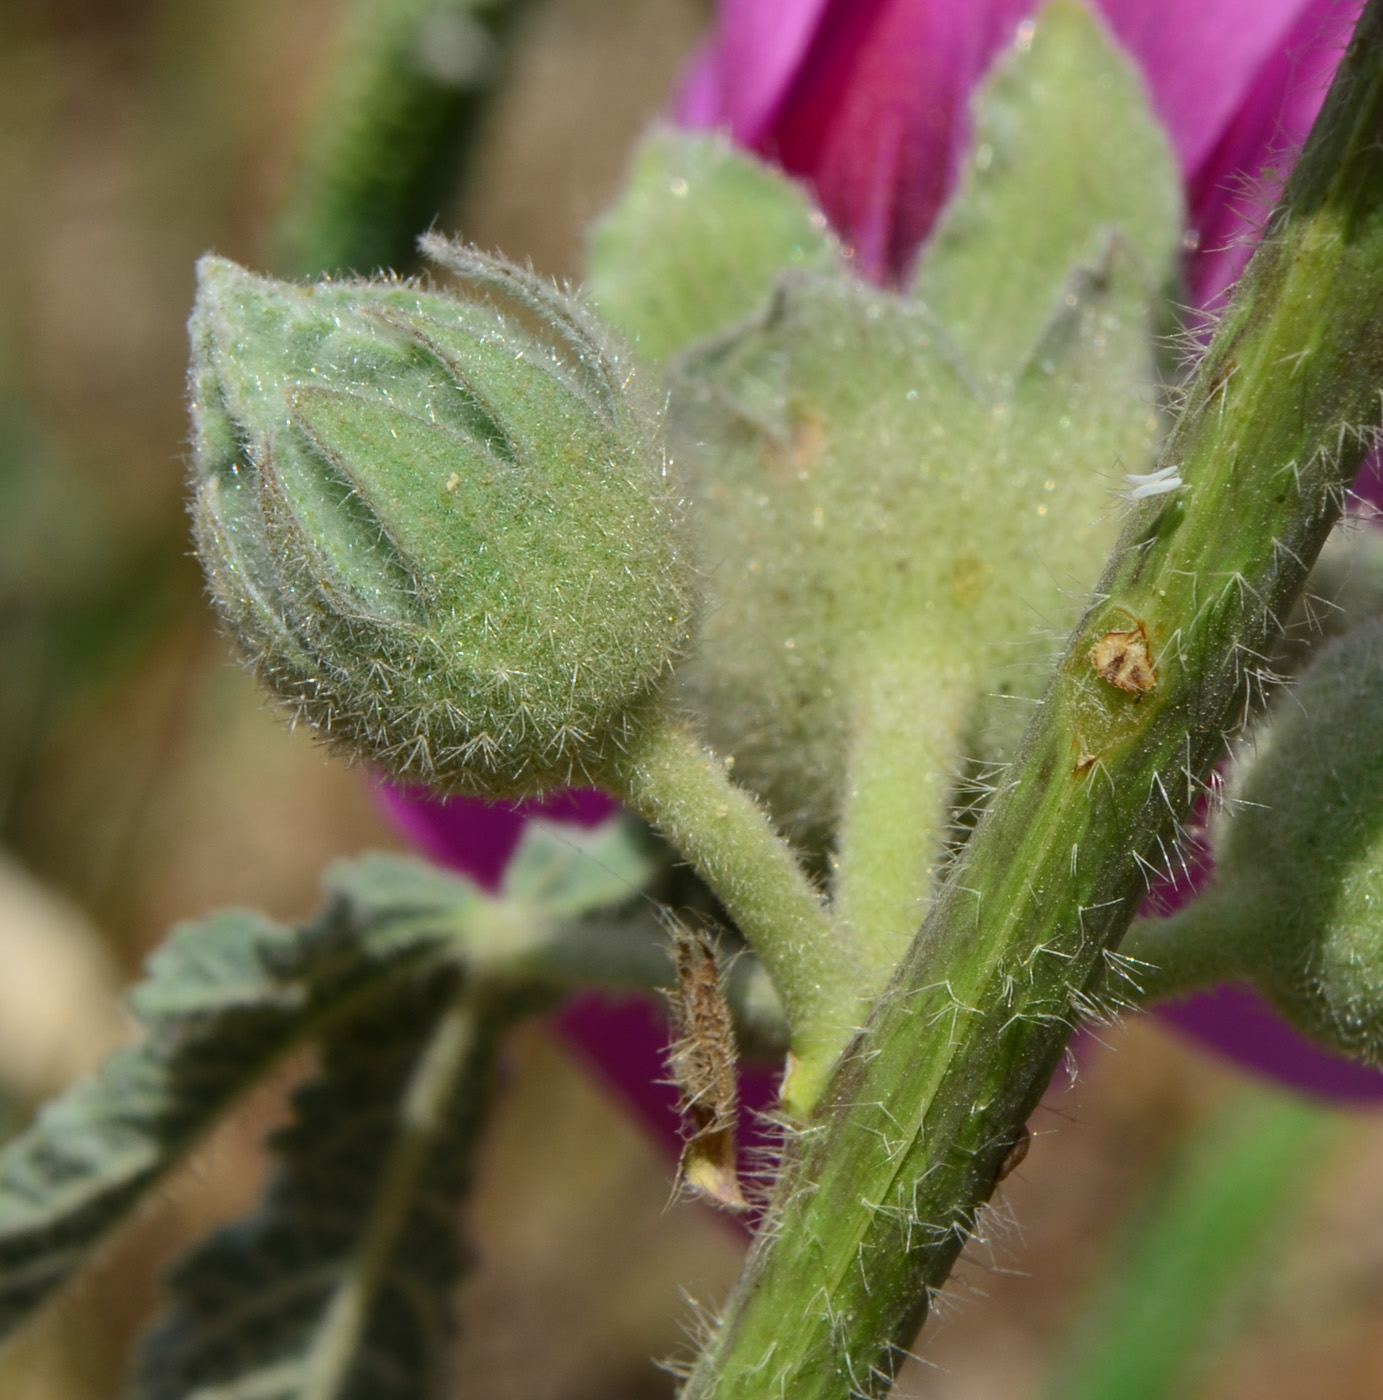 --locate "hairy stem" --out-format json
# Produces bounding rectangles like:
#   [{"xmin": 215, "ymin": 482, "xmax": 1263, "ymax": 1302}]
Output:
[
  {"xmin": 682, "ymin": 6, "xmax": 1383, "ymax": 1396},
  {"xmin": 832, "ymin": 655, "xmax": 965, "ymax": 1000},
  {"xmin": 610, "ymin": 718, "xmax": 853, "ymax": 1114},
  {"xmin": 273, "ymin": 0, "xmax": 528, "ymax": 278},
  {"xmin": 1119, "ymin": 895, "xmax": 1250, "ymax": 1004}
]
